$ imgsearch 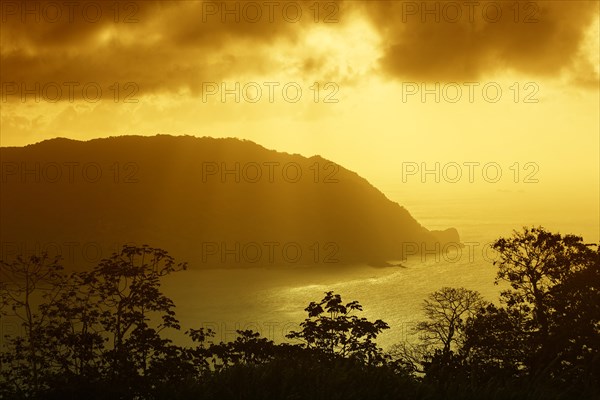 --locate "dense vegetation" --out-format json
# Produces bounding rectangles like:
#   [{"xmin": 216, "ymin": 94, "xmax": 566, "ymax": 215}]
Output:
[{"xmin": 1, "ymin": 227, "xmax": 598, "ymax": 399}]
